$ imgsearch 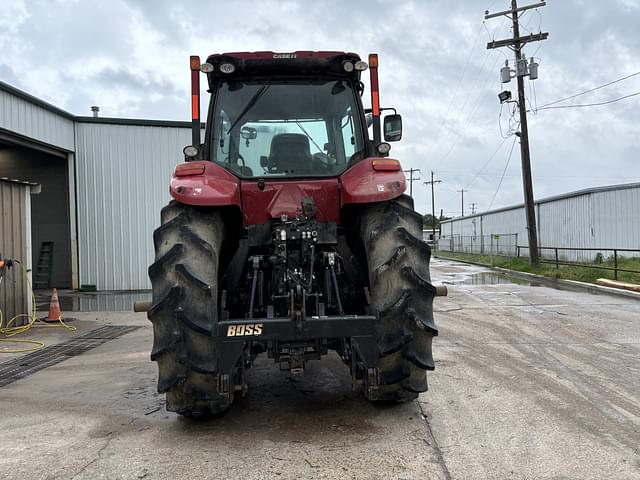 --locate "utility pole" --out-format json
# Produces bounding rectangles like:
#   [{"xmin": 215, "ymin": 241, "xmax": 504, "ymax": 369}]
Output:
[
  {"xmin": 404, "ymin": 168, "xmax": 421, "ymax": 198},
  {"xmin": 486, "ymin": 0, "xmax": 548, "ymax": 265},
  {"xmin": 470, "ymin": 202, "xmax": 478, "ymax": 215},
  {"xmin": 457, "ymin": 189, "xmax": 467, "ymax": 217},
  {"xmin": 424, "ymin": 171, "xmax": 442, "ymax": 241}
]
